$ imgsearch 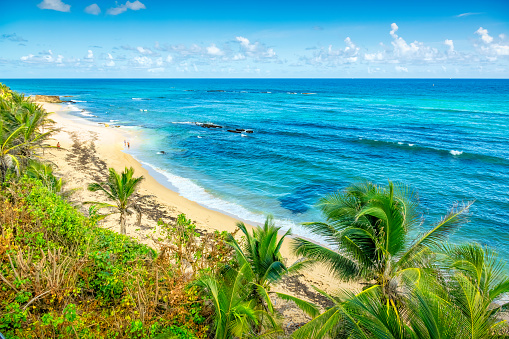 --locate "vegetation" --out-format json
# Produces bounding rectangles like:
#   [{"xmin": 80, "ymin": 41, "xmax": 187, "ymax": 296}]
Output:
[
  {"xmin": 86, "ymin": 166, "xmax": 144, "ymax": 235},
  {"xmin": 194, "ymin": 217, "xmax": 318, "ymax": 338},
  {"xmin": 293, "ymin": 243, "xmax": 509, "ymax": 338},
  {"xmin": 293, "ymin": 181, "xmax": 471, "ymax": 298},
  {"xmin": 0, "ymin": 83, "xmax": 507, "ymax": 338},
  {"xmin": 292, "ymin": 181, "xmax": 508, "ymax": 338},
  {"xmin": 0, "ymin": 83, "xmax": 53, "ymax": 181},
  {"xmin": 0, "ymin": 177, "xmax": 210, "ymax": 338}
]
